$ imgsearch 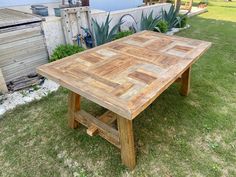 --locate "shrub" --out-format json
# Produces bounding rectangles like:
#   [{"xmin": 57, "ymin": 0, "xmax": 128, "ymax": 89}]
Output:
[
  {"xmin": 155, "ymin": 20, "xmax": 169, "ymax": 33},
  {"xmin": 50, "ymin": 44, "xmax": 84, "ymax": 62},
  {"xmin": 114, "ymin": 30, "xmax": 133, "ymax": 39},
  {"xmin": 178, "ymin": 14, "xmax": 188, "ymax": 28}
]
